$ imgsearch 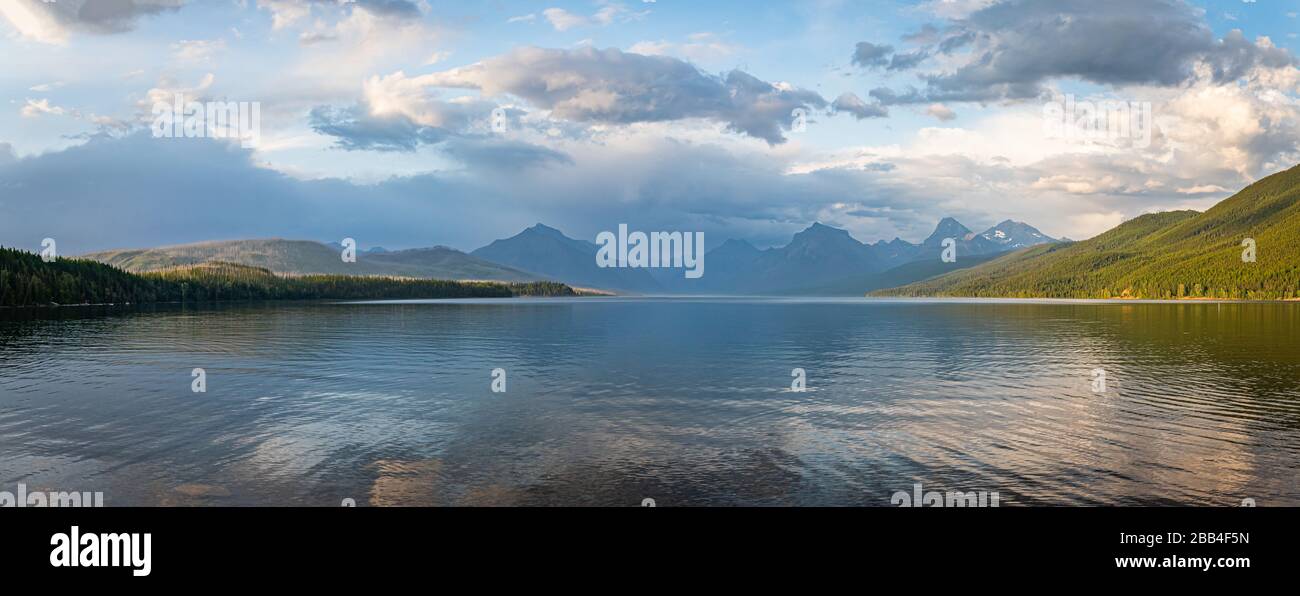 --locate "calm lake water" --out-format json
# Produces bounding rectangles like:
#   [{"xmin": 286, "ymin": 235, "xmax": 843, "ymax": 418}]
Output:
[{"xmin": 2, "ymin": 297, "xmax": 1298, "ymax": 506}]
